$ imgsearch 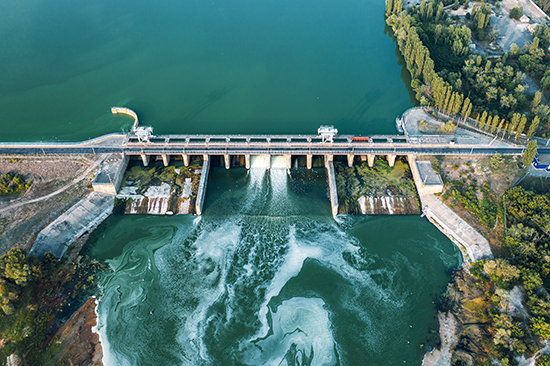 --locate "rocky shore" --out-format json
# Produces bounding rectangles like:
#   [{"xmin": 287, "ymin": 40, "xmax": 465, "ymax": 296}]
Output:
[{"xmin": 45, "ymin": 297, "xmax": 103, "ymax": 366}]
